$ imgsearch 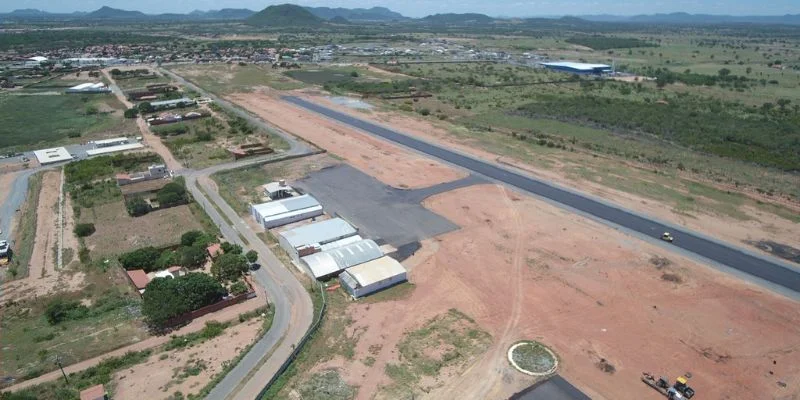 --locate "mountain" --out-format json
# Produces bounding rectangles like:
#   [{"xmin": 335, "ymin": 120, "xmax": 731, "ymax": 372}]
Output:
[
  {"xmin": 579, "ymin": 12, "xmax": 800, "ymax": 25},
  {"xmin": 246, "ymin": 4, "xmax": 323, "ymax": 27},
  {"xmin": 191, "ymin": 8, "xmax": 256, "ymax": 19},
  {"xmin": 8, "ymin": 8, "xmax": 51, "ymax": 16},
  {"xmin": 85, "ymin": 6, "xmax": 146, "ymax": 19},
  {"xmin": 305, "ymin": 6, "xmax": 406, "ymax": 21},
  {"xmin": 422, "ymin": 13, "xmax": 494, "ymax": 24}
]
